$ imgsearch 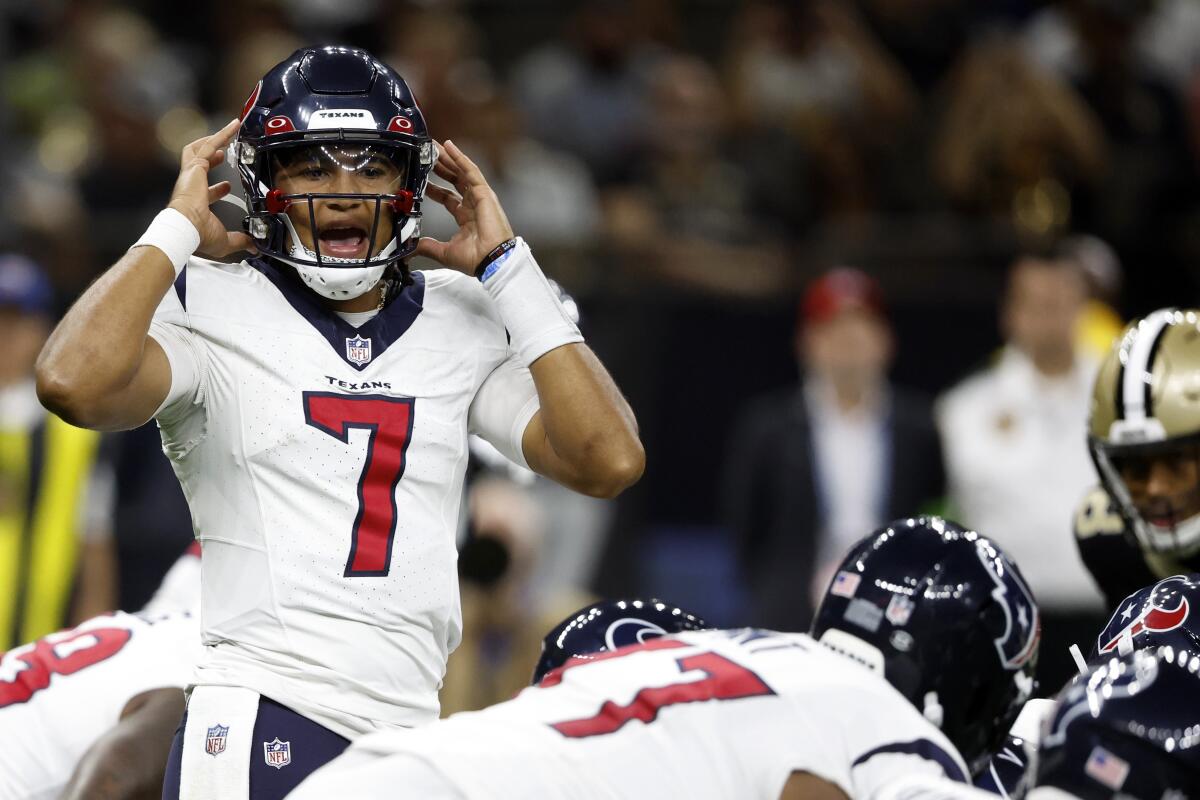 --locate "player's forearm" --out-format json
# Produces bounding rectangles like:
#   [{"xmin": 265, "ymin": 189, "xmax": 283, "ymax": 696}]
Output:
[
  {"xmin": 36, "ymin": 246, "xmax": 174, "ymax": 423},
  {"xmin": 528, "ymin": 343, "xmax": 645, "ymax": 498}
]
